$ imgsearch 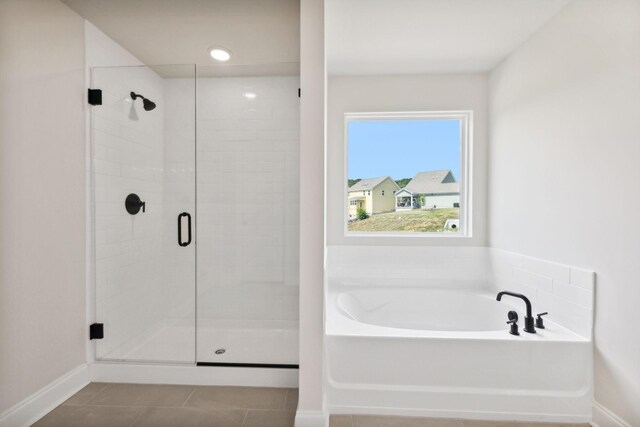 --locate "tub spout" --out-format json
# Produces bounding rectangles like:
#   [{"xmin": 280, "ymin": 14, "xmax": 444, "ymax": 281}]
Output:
[{"xmin": 496, "ymin": 291, "xmax": 536, "ymax": 334}]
